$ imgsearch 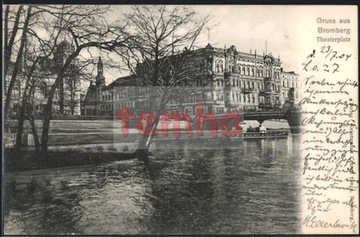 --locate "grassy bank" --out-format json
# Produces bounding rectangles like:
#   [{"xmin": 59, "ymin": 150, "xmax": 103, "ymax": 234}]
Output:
[{"xmin": 4, "ymin": 148, "xmax": 135, "ymax": 172}]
